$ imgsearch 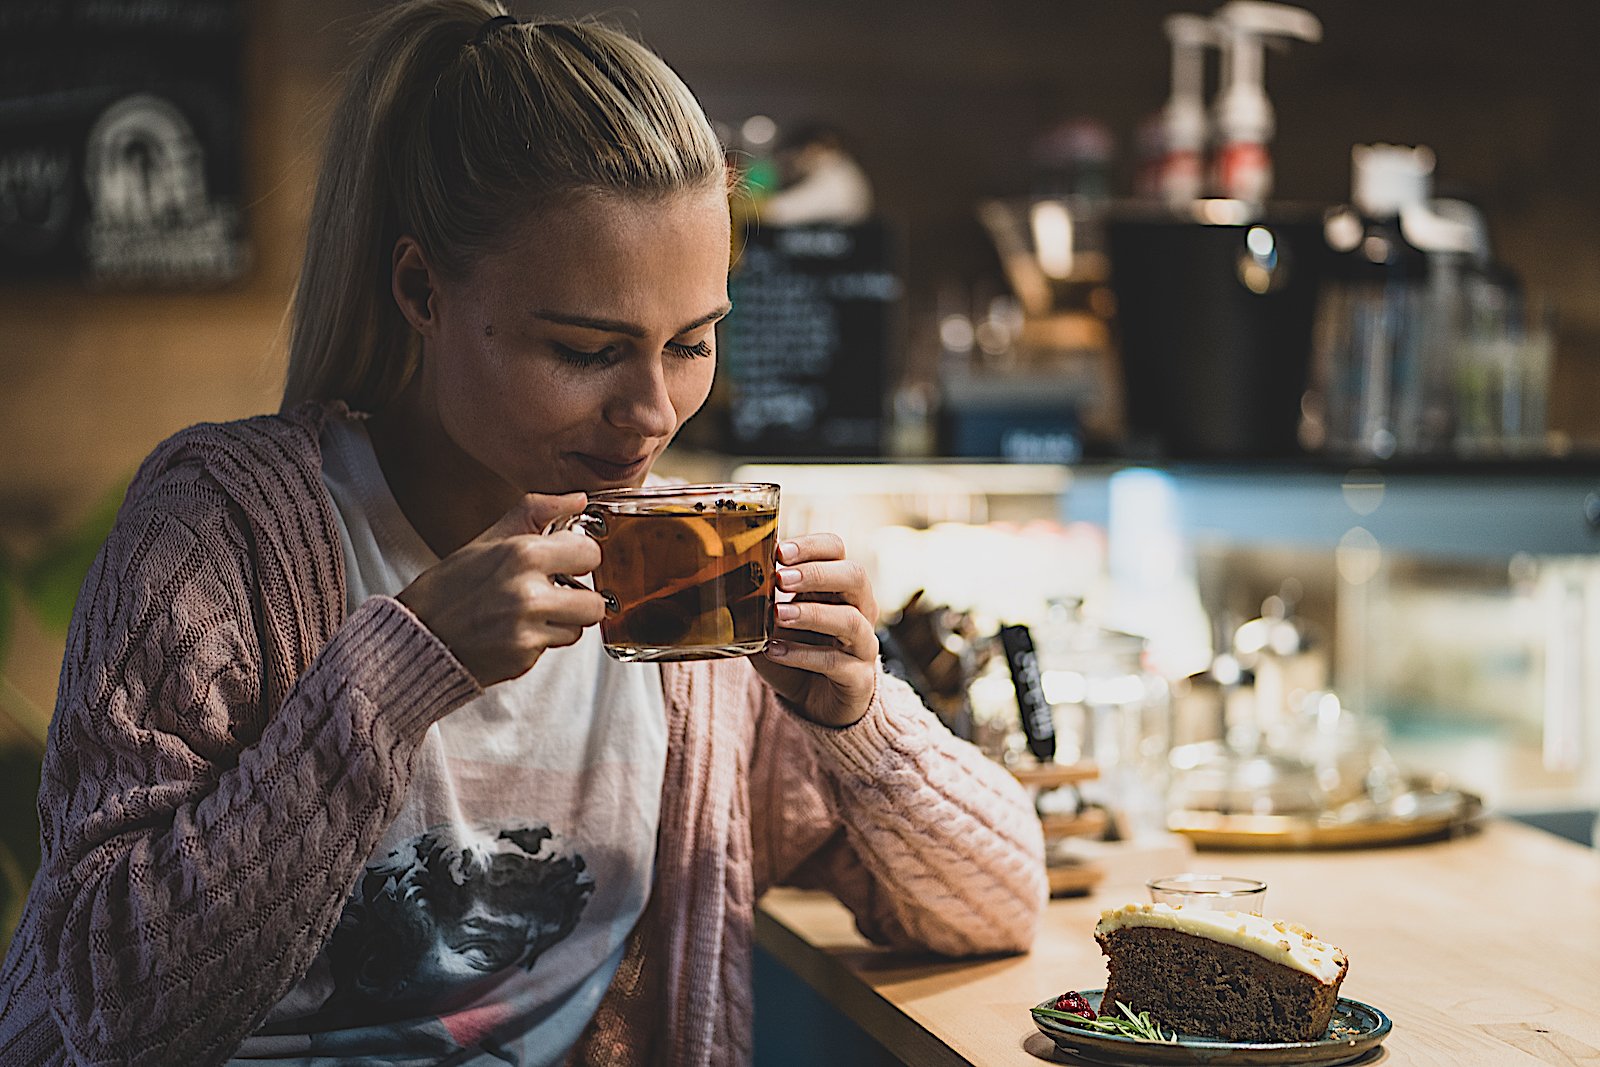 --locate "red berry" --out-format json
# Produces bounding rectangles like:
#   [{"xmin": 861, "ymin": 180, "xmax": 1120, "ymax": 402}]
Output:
[{"xmin": 1053, "ymin": 991, "xmax": 1096, "ymax": 1019}]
